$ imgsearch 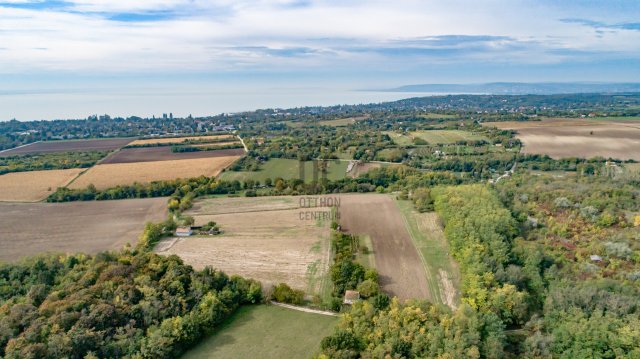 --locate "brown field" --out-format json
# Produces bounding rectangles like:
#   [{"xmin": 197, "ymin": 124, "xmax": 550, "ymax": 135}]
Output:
[
  {"xmin": 157, "ymin": 196, "xmax": 331, "ymax": 292},
  {"xmin": 0, "ymin": 138, "xmax": 132, "ymax": 156},
  {"xmin": 0, "ymin": 198, "xmax": 167, "ymax": 262},
  {"xmin": 0, "ymin": 168, "xmax": 84, "ymax": 202},
  {"xmin": 128, "ymin": 135, "xmax": 234, "ymax": 146},
  {"xmin": 70, "ymin": 156, "xmax": 240, "ymax": 190},
  {"xmin": 101, "ymin": 147, "xmax": 245, "ymax": 164},
  {"xmin": 483, "ymin": 118, "xmax": 640, "ymax": 160},
  {"xmin": 337, "ymin": 194, "xmax": 430, "ymax": 301}
]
